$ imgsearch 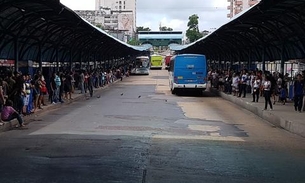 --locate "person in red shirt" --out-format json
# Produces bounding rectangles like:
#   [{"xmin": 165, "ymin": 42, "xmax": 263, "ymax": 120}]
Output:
[{"xmin": 1, "ymin": 100, "xmax": 24, "ymax": 127}]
